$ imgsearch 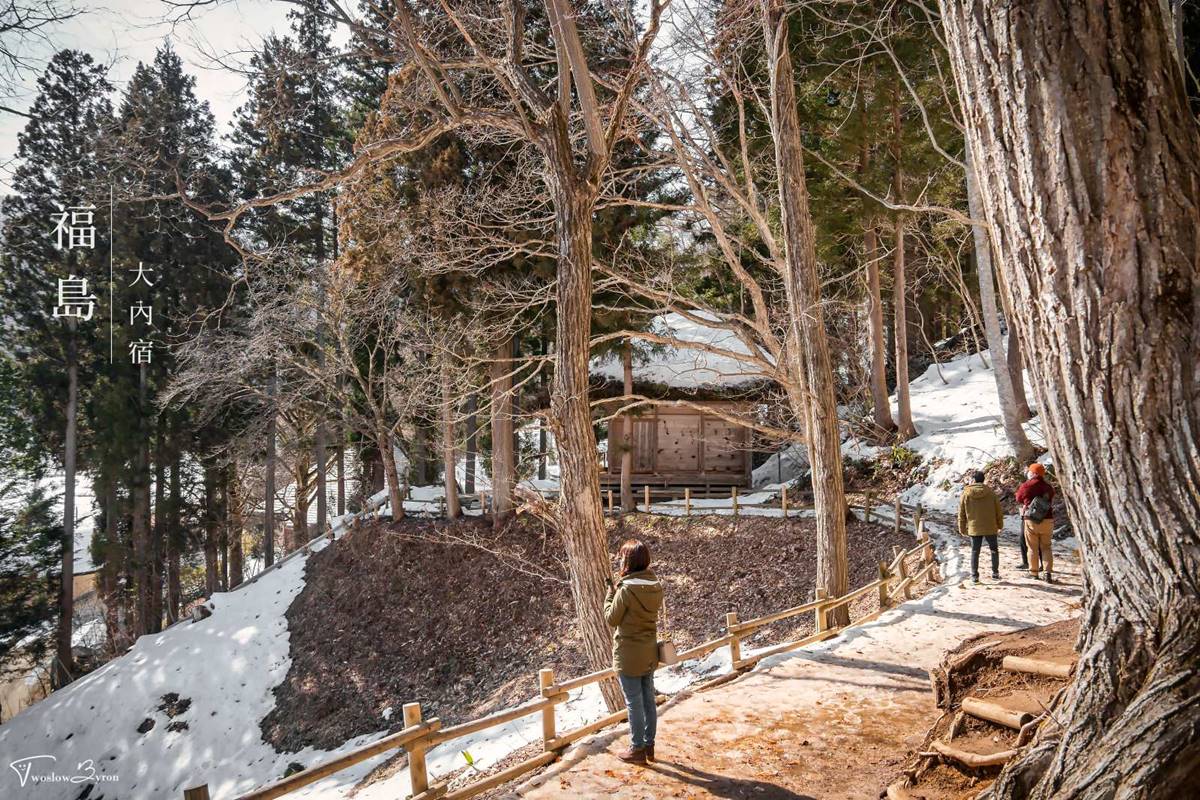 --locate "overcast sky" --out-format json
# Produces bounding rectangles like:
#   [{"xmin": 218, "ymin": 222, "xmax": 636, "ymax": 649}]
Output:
[{"xmin": 1, "ymin": 0, "xmax": 293, "ymax": 189}]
